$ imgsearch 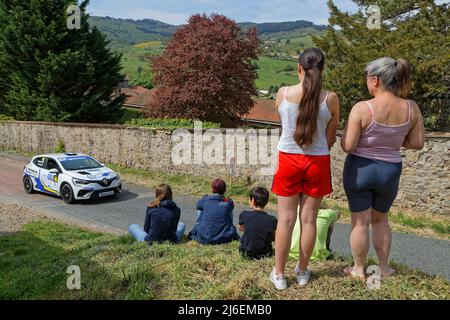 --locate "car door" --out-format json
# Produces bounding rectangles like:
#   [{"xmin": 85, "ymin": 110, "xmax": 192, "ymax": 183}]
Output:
[{"xmin": 39, "ymin": 157, "xmax": 61, "ymax": 195}]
